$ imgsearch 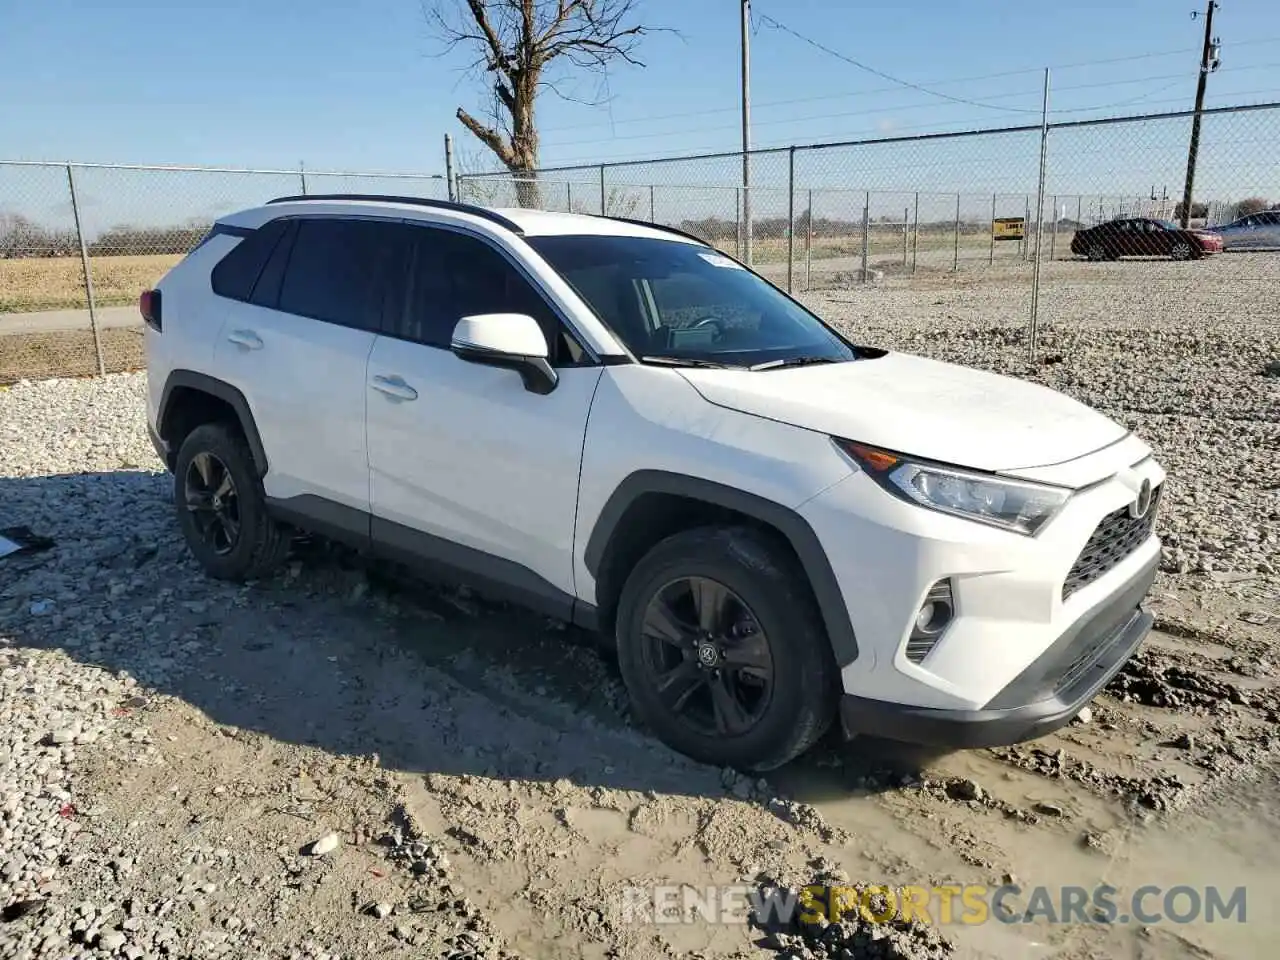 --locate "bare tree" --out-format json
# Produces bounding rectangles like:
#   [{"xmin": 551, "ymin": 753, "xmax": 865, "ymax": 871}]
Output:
[
  {"xmin": 1234, "ymin": 196, "xmax": 1272, "ymax": 218},
  {"xmin": 428, "ymin": 0, "xmax": 651, "ymax": 207}
]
